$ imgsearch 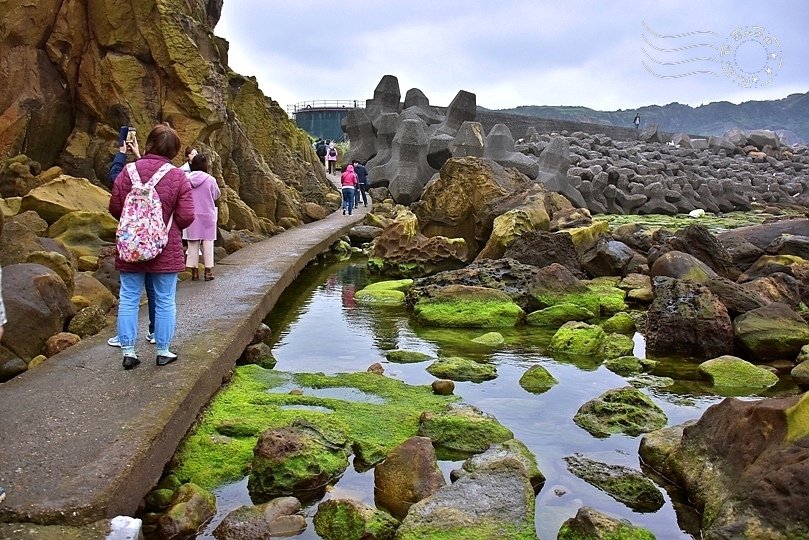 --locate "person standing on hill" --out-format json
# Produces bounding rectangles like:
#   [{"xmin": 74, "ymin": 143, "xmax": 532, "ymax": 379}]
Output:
[
  {"xmin": 352, "ymin": 160, "xmax": 369, "ymax": 207},
  {"xmin": 340, "ymin": 164, "xmax": 358, "ymax": 215},
  {"xmin": 326, "ymin": 141, "xmax": 338, "ymax": 175},
  {"xmin": 184, "ymin": 153, "xmax": 221, "ymax": 282},
  {"xmin": 109, "ymin": 123, "xmax": 195, "ymax": 370},
  {"xmin": 634, "ymin": 113, "xmax": 640, "ymax": 129}
]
